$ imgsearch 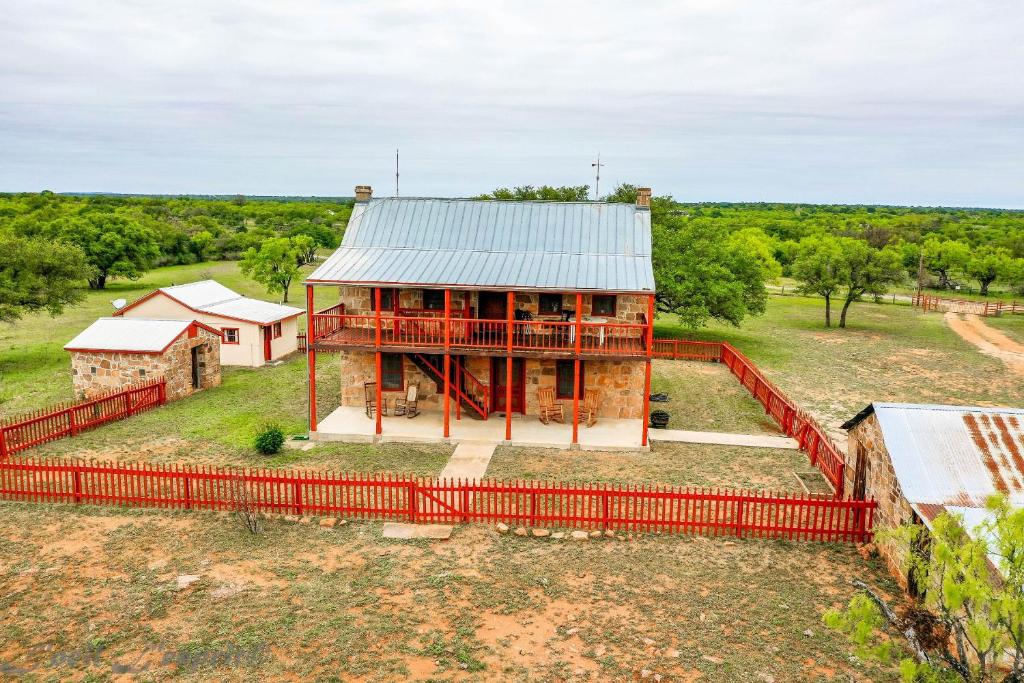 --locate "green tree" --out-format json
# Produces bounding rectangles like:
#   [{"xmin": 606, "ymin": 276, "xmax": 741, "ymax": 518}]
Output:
[
  {"xmin": 476, "ymin": 185, "xmax": 590, "ymax": 201},
  {"xmin": 826, "ymin": 496, "xmax": 1024, "ymax": 682},
  {"xmin": 922, "ymin": 237, "xmax": 971, "ymax": 290},
  {"xmin": 836, "ymin": 241, "xmax": 904, "ymax": 328},
  {"xmin": 792, "ymin": 235, "xmax": 847, "ymax": 327},
  {"xmin": 57, "ymin": 214, "xmax": 160, "ymax": 289},
  {"xmin": 0, "ymin": 235, "xmax": 91, "ymax": 322},
  {"xmin": 240, "ymin": 237, "xmax": 301, "ymax": 303},
  {"xmin": 966, "ymin": 247, "xmax": 1014, "ymax": 296},
  {"xmin": 727, "ymin": 228, "xmax": 783, "ymax": 282},
  {"xmin": 291, "ymin": 234, "xmax": 318, "ymax": 267}
]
